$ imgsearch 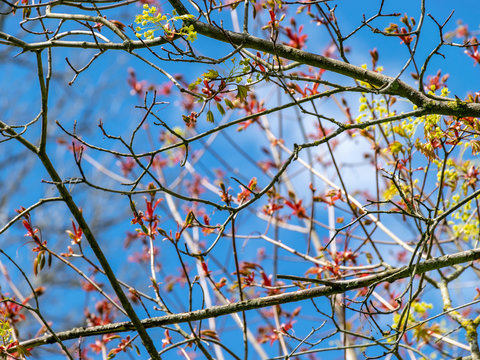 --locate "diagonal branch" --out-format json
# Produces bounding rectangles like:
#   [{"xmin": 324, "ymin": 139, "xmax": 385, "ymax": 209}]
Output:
[
  {"xmin": 15, "ymin": 246, "xmax": 480, "ymax": 352},
  {"xmin": 3, "ymin": 7, "xmax": 480, "ymax": 118}
]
